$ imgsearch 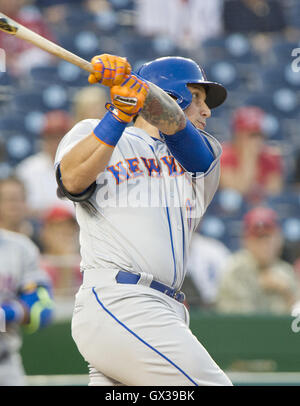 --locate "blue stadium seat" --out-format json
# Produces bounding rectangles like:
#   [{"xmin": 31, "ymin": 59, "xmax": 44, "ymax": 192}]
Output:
[
  {"xmin": 283, "ymin": 0, "xmax": 300, "ymax": 29},
  {"xmin": 57, "ymin": 61, "xmax": 89, "ymax": 87},
  {"xmin": 282, "ymin": 217, "xmax": 300, "ymax": 242},
  {"xmin": 94, "ymin": 10, "xmax": 118, "ymax": 33},
  {"xmin": 198, "ymin": 214, "xmax": 243, "ymax": 252},
  {"xmin": 267, "ymin": 40, "xmax": 300, "ymax": 65},
  {"xmin": 65, "ymin": 8, "xmax": 95, "ymax": 27},
  {"xmin": 12, "ymin": 90, "xmax": 48, "ymax": 113},
  {"xmin": 109, "ymin": 0, "xmax": 135, "ymax": 10},
  {"xmin": 41, "ymin": 84, "xmax": 70, "ymax": 111},
  {"xmin": 0, "ymin": 115, "xmax": 26, "ymax": 134},
  {"xmin": 122, "ymin": 36, "xmax": 160, "ymax": 67},
  {"xmin": 206, "ymin": 188, "xmax": 249, "ymax": 219},
  {"xmin": 201, "ymin": 36, "xmax": 231, "ymax": 62},
  {"xmin": 12, "ymin": 85, "xmax": 70, "ymax": 113},
  {"xmin": 204, "ymin": 60, "xmax": 241, "ymax": 91},
  {"xmin": 244, "ymin": 88, "xmax": 299, "ymax": 119},
  {"xmin": 261, "ymin": 64, "xmax": 300, "ymax": 91},
  {"xmin": 29, "ymin": 66, "xmax": 62, "ymax": 87},
  {"xmin": 5, "ymin": 134, "xmax": 36, "ymax": 164},
  {"xmin": 265, "ymin": 189, "xmax": 300, "ymax": 220},
  {"xmin": 24, "ymin": 111, "xmax": 46, "ymax": 135},
  {"xmin": 261, "ymin": 112, "xmax": 284, "ymax": 141},
  {"xmin": 0, "ymin": 71, "xmax": 13, "ymax": 87},
  {"xmin": 224, "ymin": 33, "xmax": 259, "ymax": 65}
]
